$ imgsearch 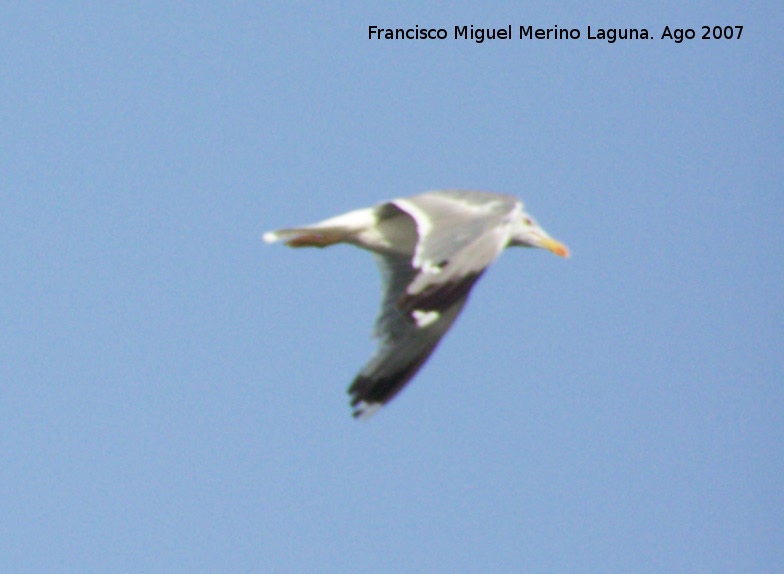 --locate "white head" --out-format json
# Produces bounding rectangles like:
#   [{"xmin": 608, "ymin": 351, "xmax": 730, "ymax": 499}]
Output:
[{"xmin": 508, "ymin": 209, "xmax": 570, "ymax": 257}]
